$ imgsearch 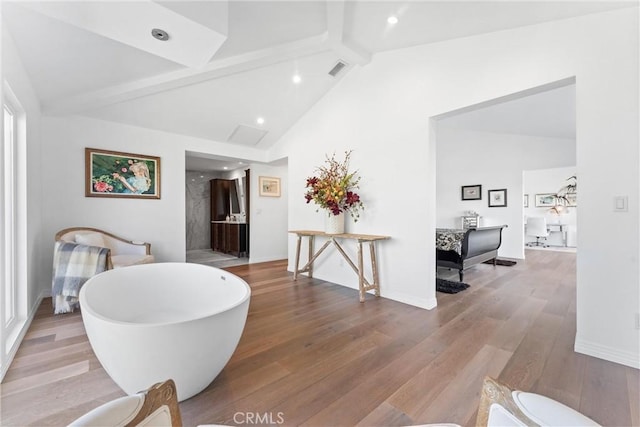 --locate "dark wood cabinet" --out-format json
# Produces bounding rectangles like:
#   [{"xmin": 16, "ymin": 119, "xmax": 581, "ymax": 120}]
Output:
[
  {"xmin": 210, "ymin": 179, "xmax": 232, "ymax": 221},
  {"xmin": 211, "ymin": 222, "xmax": 226, "ymax": 252},
  {"xmin": 210, "ymin": 172, "xmax": 249, "ymax": 256},
  {"xmin": 210, "ymin": 222, "xmax": 247, "ymax": 257}
]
